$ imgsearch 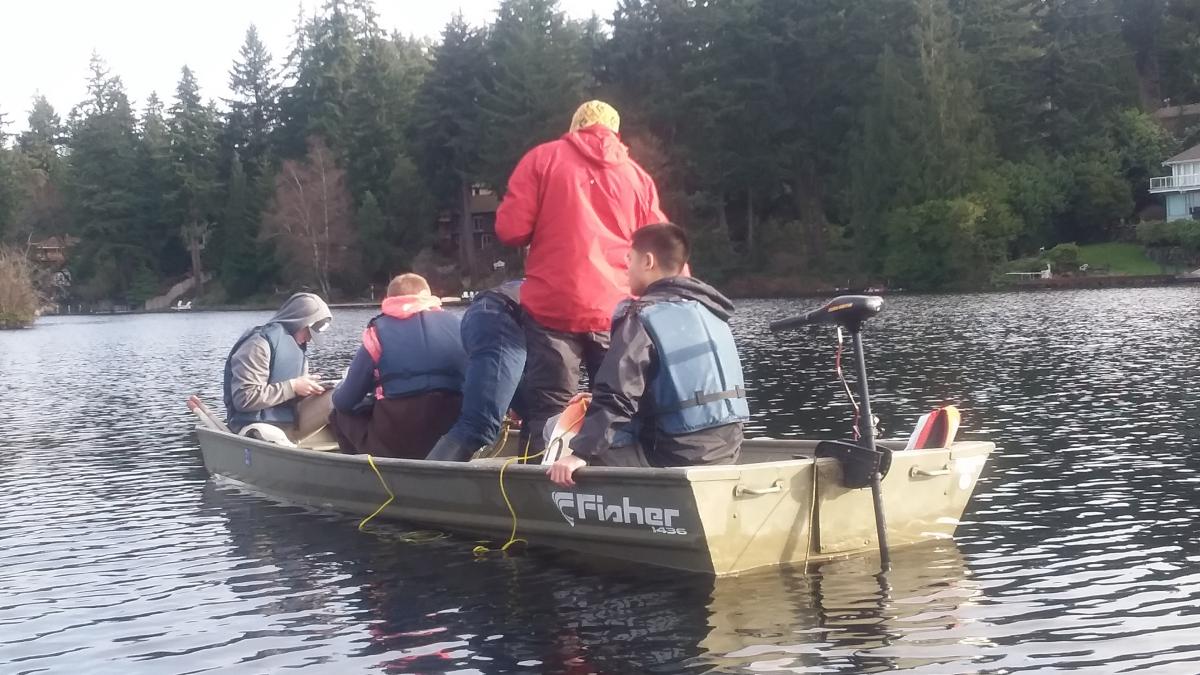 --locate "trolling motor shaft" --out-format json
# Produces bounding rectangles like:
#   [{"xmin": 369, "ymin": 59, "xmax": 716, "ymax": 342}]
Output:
[{"xmin": 770, "ymin": 295, "xmax": 892, "ymax": 570}]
